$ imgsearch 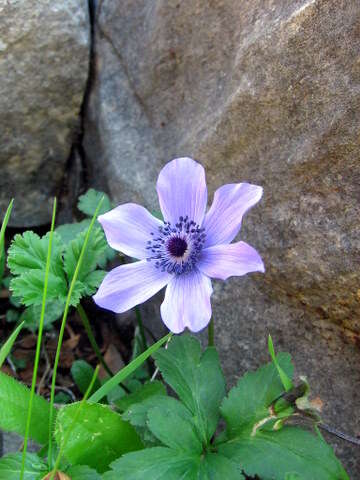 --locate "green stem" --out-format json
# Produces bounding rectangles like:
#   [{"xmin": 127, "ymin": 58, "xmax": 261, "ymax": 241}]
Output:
[
  {"xmin": 77, "ymin": 303, "xmax": 114, "ymax": 377},
  {"xmin": 208, "ymin": 318, "xmax": 214, "ymax": 347},
  {"xmin": 48, "ymin": 196, "xmax": 104, "ymax": 467},
  {"xmin": 50, "ymin": 366, "xmax": 100, "ymax": 480},
  {"xmin": 20, "ymin": 198, "xmax": 57, "ymax": 480},
  {"xmin": 134, "ymin": 306, "xmax": 148, "ymax": 351}
]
